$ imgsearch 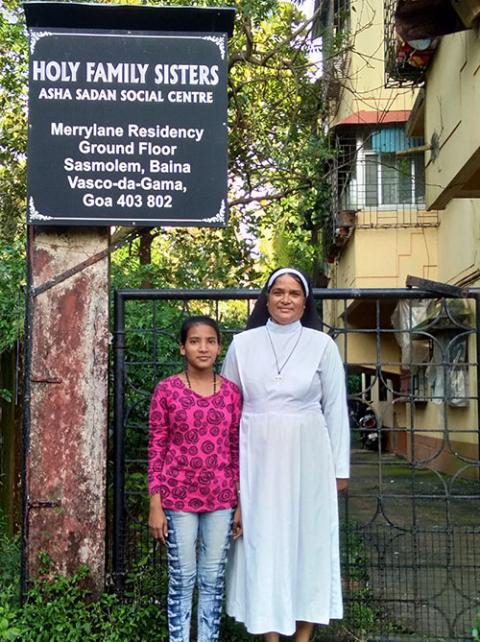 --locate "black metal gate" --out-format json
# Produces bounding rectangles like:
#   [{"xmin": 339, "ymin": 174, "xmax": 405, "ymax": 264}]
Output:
[{"xmin": 112, "ymin": 287, "xmax": 480, "ymax": 641}]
